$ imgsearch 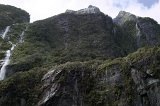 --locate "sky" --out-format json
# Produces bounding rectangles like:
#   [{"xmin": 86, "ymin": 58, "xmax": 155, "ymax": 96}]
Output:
[{"xmin": 0, "ymin": 0, "xmax": 160, "ymax": 23}]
